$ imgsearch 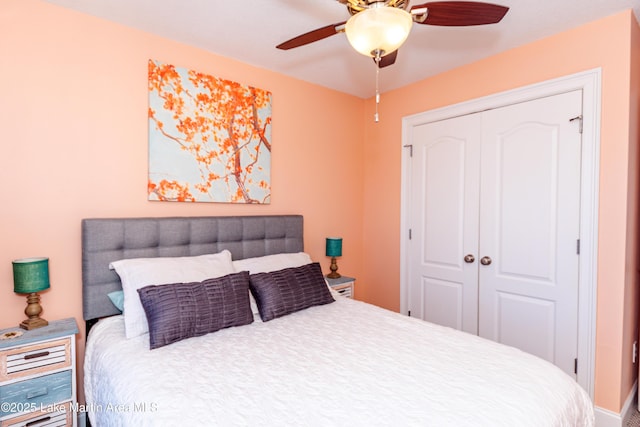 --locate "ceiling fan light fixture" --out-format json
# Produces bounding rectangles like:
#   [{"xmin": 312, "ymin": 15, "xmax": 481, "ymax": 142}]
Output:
[{"xmin": 345, "ymin": 5, "xmax": 413, "ymax": 58}]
